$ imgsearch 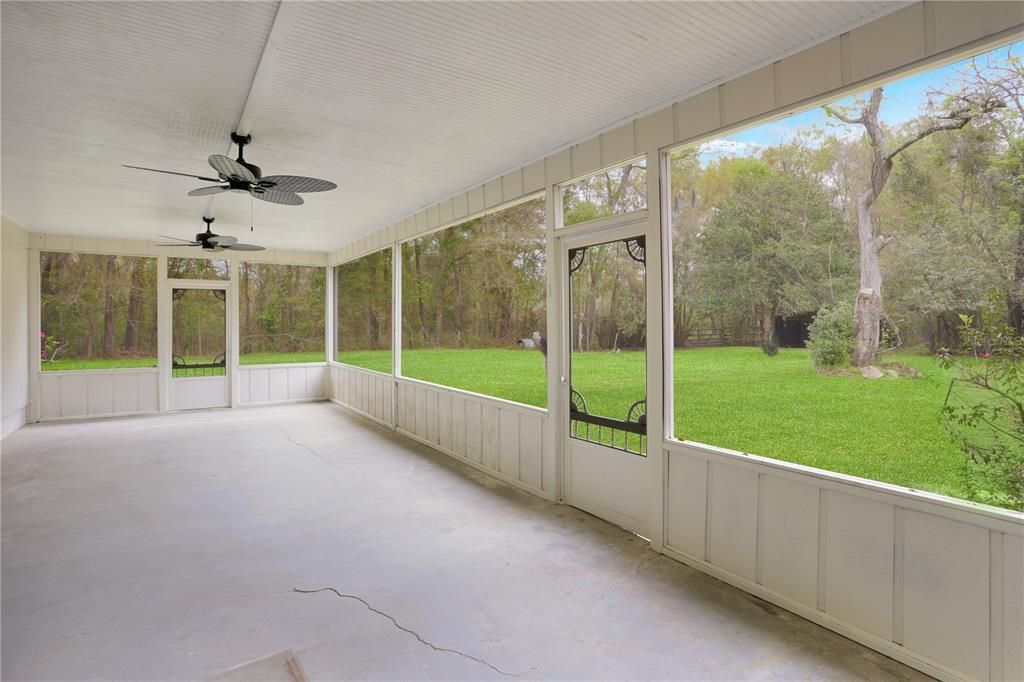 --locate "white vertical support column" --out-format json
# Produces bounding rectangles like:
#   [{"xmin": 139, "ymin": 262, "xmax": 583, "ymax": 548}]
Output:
[
  {"xmin": 391, "ymin": 242, "xmax": 401, "ymax": 428},
  {"xmin": 228, "ymin": 258, "xmax": 240, "ymax": 408},
  {"xmin": 324, "ymin": 263, "xmax": 334, "ymax": 398},
  {"xmin": 545, "ymin": 181, "xmax": 564, "ymax": 501},
  {"xmin": 645, "ymin": 148, "xmax": 668, "ymax": 552},
  {"xmin": 325, "ymin": 263, "xmax": 334, "ymax": 362},
  {"xmin": 157, "ymin": 255, "xmax": 170, "ymax": 412},
  {"xmin": 27, "ymin": 248, "xmax": 41, "ymax": 423}
]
